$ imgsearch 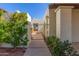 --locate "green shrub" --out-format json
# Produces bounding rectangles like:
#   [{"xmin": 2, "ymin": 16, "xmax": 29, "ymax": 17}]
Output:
[
  {"xmin": 7, "ymin": 12, "xmax": 29, "ymax": 48},
  {"xmin": 0, "ymin": 12, "xmax": 29, "ymax": 48},
  {"xmin": 0, "ymin": 19, "xmax": 7, "ymax": 43},
  {"xmin": 47, "ymin": 36, "xmax": 78, "ymax": 56}
]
